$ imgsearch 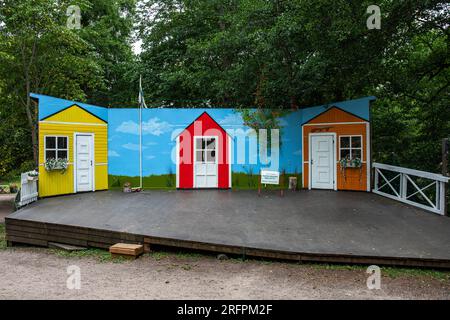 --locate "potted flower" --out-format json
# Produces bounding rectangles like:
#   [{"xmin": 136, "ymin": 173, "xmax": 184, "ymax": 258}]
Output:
[
  {"xmin": 340, "ymin": 156, "xmax": 363, "ymax": 181},
  {"xmin": 339, "ymin": 156, "xmax": 362, "ymax": 169},
  {"xmin": 9, "ymin": 183, "xmax": 18, "ymax": 194},
  {"xmin": 27, "ymin": 170, "xmax": 39, "ymax": 181},
  {"xmin": 45, "ymin": 158, "xmax": 68, "ymax": 174}
]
